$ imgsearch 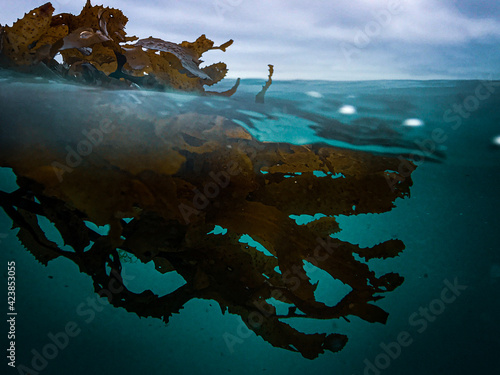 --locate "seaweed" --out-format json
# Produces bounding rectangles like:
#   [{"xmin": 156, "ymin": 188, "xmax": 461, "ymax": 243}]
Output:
[
  {"xmin": 0, "ymin": 100, "xmax": 415, "ymax": 358},
  {"xmin": 0, "ymin": 1, "xmax": 242, "ymax": 95},
  {"xmin": 0, "ymin": 0, "xmax": 416, "ymax": 360},
  {"xmin": 255, "ymin": 64, "xmax": 274, "ymax": 103}
]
